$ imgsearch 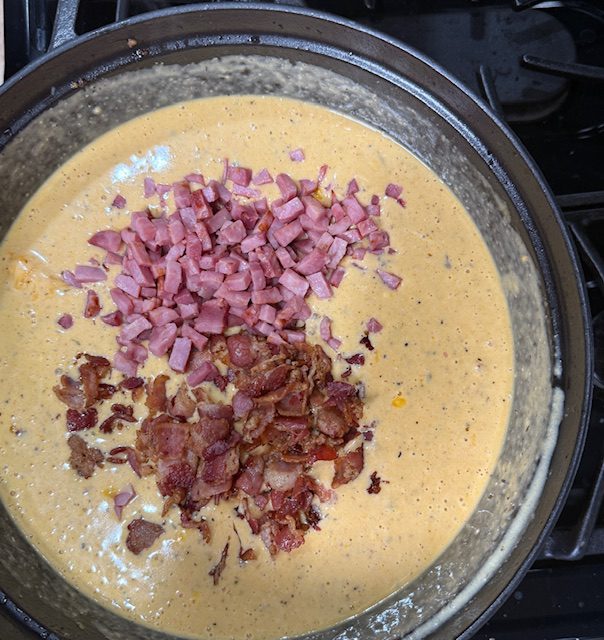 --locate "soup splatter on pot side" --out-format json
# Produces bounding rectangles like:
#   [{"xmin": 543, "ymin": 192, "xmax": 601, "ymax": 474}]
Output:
[{"xmin": 0, "ymin": 96, "xmax": 513, "ymax": 640}]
